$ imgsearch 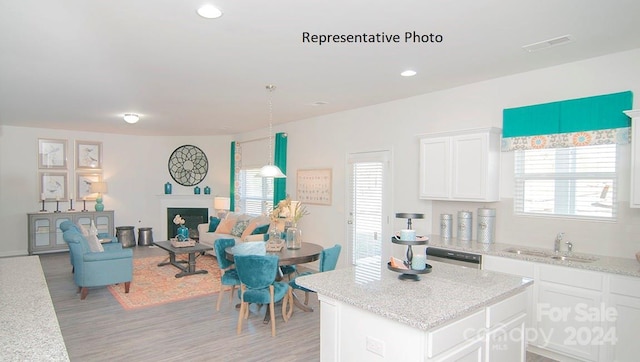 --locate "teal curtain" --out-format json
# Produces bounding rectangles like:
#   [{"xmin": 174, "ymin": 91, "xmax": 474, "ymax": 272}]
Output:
[
  {"xmin": 503, "ymin": 91, "xmax": 633, "ymax": 138},
  {"xmin": 229, "ymin": 141, "xmax": 236, "ymax": 211},
  {"xmin": 273, "ymin": 132, "xmax": 287, "ymax": 205}
]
